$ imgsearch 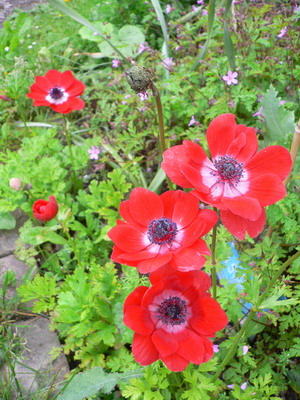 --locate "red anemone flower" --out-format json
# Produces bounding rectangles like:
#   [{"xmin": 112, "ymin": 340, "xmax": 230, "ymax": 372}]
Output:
[
  {"xmin": 123, "ymin": 269, "xmax": 228, "ymax": 371},
  {"xmin": 33, "ymin": 195, "xmax": 58, "ymax": 222},
  {"xmin": 27, "ymin": 70, "xmax": 85, "ymax": 114},
  {"xmin": 162, "ymin": 114, "xmax": 292, "ymax": 239},
  {"xmin": 108, "ymin": 188, "xmax": 218, "ymax": 274}
]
